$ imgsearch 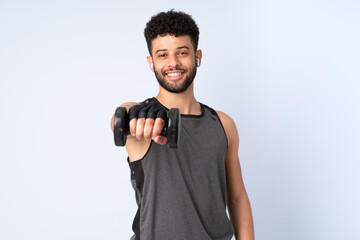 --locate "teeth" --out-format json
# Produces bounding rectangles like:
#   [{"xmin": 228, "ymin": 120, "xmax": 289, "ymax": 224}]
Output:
[{"xmin": 167, "ymin": 73, "xmax": 182, "ymax": 77}]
